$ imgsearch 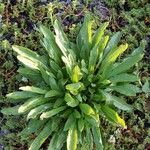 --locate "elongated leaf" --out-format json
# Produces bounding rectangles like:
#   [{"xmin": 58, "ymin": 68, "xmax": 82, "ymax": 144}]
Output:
[
  {"xmin": 48, "ymin": 132, "xmax": 59, "ymax": 150},
  {"xmin": 85, "ymin": 126, "xmax": 93, "ymax": 150},
  {"xmin": 18, "ymin": 67, "xmax": 42, "ymax": 81},
  {"xmin": 12, "ymin": 45, "xmax": 40, "ymax": 63},
  {"xmin": 98, "ymin": 35, "xmax": 109, "ymax": 55},
  {"xmin": 29, "ymin": 120, "xmax": 53, "ymax": 150},
  {"xmin": 18, "ymin": 97, "xmax": 49, "ymax": 113},
  {"xmin": 78, "ymin": 118, "xmax": 85, "ymax": 132},
  {"xmin": 60, "ymin": 109, "xmax": 73, "ymax": 118},
  {"xmin": 64, "ymin": 113, "xmax": 76, "ymax": 131},
  {"xmin": 103, "ymin": 92, "xmax": 132, "ymax": 111},
  {"xmin": 110, "ymin": 84, "xmax": 140, "ymax": 96},
  {"xmin": 19, "ymin": 86, "xmax": 47, "ymax": 94},
  {"xmin": 42, "ymin": 37, "xmax": 61, "ymax": 64},
  {"xmin": 109, "ymin": 73, "xmax": 138, "ymax": 83},
  {"xmin": 67, "ymin": 126, "xmax": 78, "ymax": 150},
  {"xmin": 105, "ymin": 43, "xmax": 128, "ymax": 63},
  {"xmin": 54, "ymin": 20, "xmax": 76, "ymax": 61},
  {"xmin": 49, "ymin": 76, "xmax": 60, "ymax": 90},
  {"xmin": 39, "ymin": 25, "xmax": 55, "ymax": 41},
  {"xmin": 77, "ymin": 14, "xmax": 92, "ymax": 58},
  {"xmin": 101, "ymin": 43, "xmax": 128, "ymax": 74},
  {"xmin": 103, "ymin": 32, "xmax": 122, "ymax": 58},
  {"xmin": 65, "ymin": 93, "xmax": 79, "ymax": 107},
  {"xmin": 6, "ymin": 91, "xmax": 38, "ymax": 100},
  {"xmin": 50, "ymin": 60, "xmax": 62, "ymax": 74},
  {"xmin": 19, "ymin": 119, "xmax": 47, "ymax": 139},
  {"xmin": 101, "ymin": 105, "xmax": 126, "ymax": 128},
  {"xmin": 45, "ymin": 90, "xmax": 60, "ymax": 98},
  {"xmin": 53, "ymin": 98, "xmax": 64, "ymax": 109},
  {"xmin": 92, "ymin": 127, "xmax": 103, "ymax": 150},
  {"xmin": 88, "ymin": 45, "xmax": 99, "ymax": 73},
  {"xmin": 55, "ymin": 131, "xmax": 67, "ymax": 149},
  {"xmin": 109, "ymin": 45, "xmax": 144, "ymax": 77},
  {"xmin": 92, "ymin": 22, "xmax": 109, "ymax": 47},
  {"xmin": 40, "ymin": 106, "xmax": 67, "ymax": 119},
  {"xmin": 48, "ymin": 129, "xmax": 66, "ymax": 150},
  {"xmin": 27, "ymin": 103, "xmax": 52, "ymax": 120},
  {"xmin": 79, "ymin": 103, "xmax": 95, "ymax": 115},
  {"xmin": 85, "ymin": 115, "xmax": 99, "ymax": 127},
  {"xmin": 1, "ymin": 105, "xmax": 20, "ymax": 115},
  {"xmin": 17, "ymin": 55, "xmax": 39, "ymax": 70}
]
